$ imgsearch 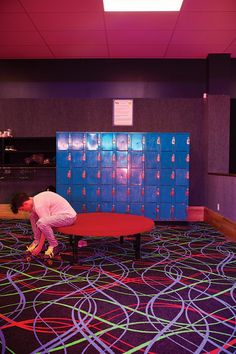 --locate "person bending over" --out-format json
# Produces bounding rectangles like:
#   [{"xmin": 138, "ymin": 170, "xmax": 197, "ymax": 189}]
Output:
[{"xmin": 10, "ymin": 191, "xmax": 77, "ymax": 257}]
